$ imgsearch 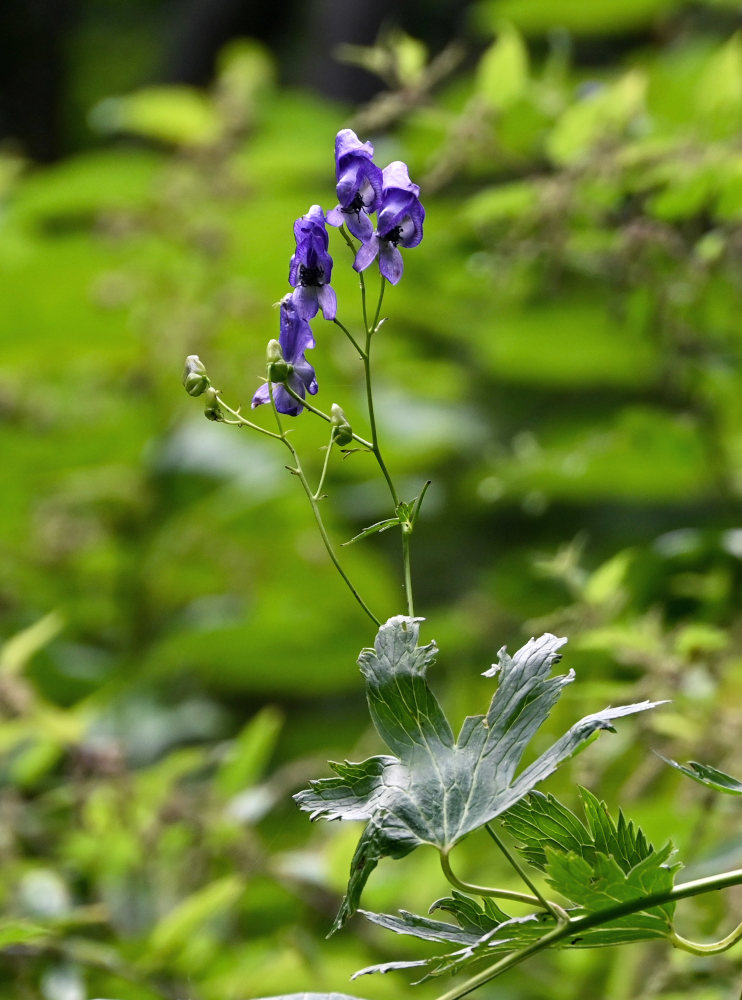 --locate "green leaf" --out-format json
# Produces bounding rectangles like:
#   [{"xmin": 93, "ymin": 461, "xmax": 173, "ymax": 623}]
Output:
[
  {"xmin": 342, "ymin": 517, "xmax": 402, "ymax": 546},
  {"xmin": 659, "ymin": 756, "xmax": 742, "ymax": 795},
  {"xmin": 356, "ymin": 792, "xmax": 680, "ymax": 983},
  {"xmin": 502, "ymin": 788, "xmax": 654, "ymax": 875},
  {"xmin": 694, "ymin": 34, "xmax": 742, "ymax": 138},
  {"xmin": 547, "ymin": 71, "xmax": 646, "ymax": 166},
  {"xmin": 544, "ymin": 844, "xmax": 678, "ymax": 943},
  {"xmin": 90, "ymin": 86, "xmax": 220, "ymax": 147},
  {"xmin": 500, "ymin": 790, "xmax": 594, "ymax": 870},
  {"xmin": 296, "ymin": 616, "xmax": 660, "ymax": 931},
  {"xmin": 0, "ymin": 919, "xmax": 49, "ymax": 949},
  {"xmin": 0, "ymin": 612, "xmax": 63, "ymax": 676},
  {"xmin": 431, "ymin": 889, "xmax": 511, "ymax": 932},
  {"xmin": 360, "ymin": 907, "xmax": 480, "ymax": 945},
  {"xmin": 215, "ymin": 705, "xmax": 283, "ymax": 798},
  {"xmin": 476, "ymin": 23, "xmax": 529, "ymax": 111},
  {"xmin": 354, "ymin": 911, "xmax": 551, "ymax": 982},
  {"xmin": 146, "ymin": 875, "xmax": 243, "ymax": 961}
]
